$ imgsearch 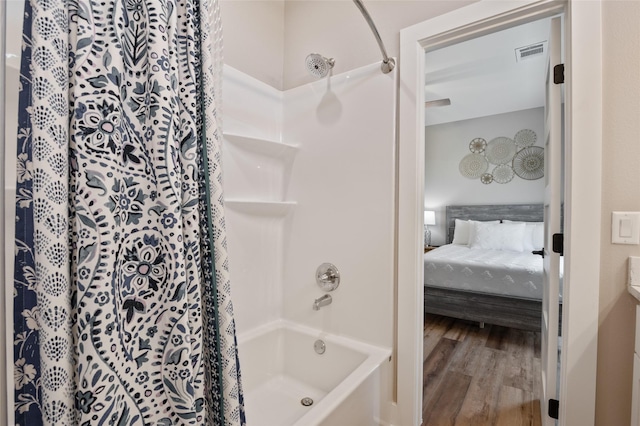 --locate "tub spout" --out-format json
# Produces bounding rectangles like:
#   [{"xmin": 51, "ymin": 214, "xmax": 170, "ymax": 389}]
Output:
[{"xmin": 313, "ymin": 294, "xmax": 332, "ymax": 311}]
